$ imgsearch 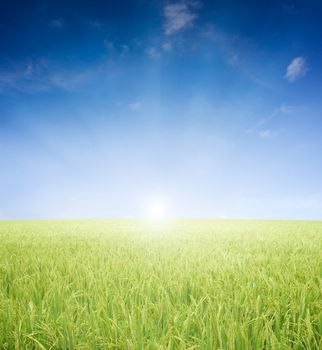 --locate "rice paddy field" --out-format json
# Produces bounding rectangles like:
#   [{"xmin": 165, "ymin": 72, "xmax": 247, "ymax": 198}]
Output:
[{"xmin": 0, "ymin": 219, "xmax": 321, "ymax": 349}]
